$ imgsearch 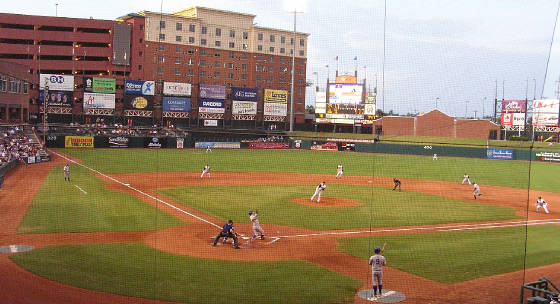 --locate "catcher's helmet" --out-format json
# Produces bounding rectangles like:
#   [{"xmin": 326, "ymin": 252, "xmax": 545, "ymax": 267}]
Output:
[
  {"xmin": 374, "ymin": 247, "xmax": 381, "ymax": 254},
  {"xmin": 248, "ymin": 210, "xmax": 253, "ymax": 215}
]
